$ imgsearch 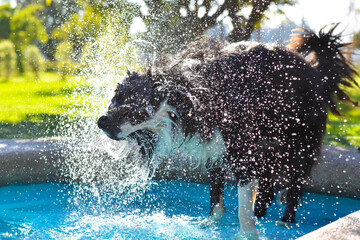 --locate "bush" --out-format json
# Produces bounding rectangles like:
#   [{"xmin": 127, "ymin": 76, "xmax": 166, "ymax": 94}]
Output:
[
  {"xmin": 55, "ymin": 41, "xmax": 75, "ymax": 80},
  {"xmin": 0, "ymin": 40, "xmax": 17, "ymax": 81},
  {"xmin": 22, "ymin": 44, "xmax": 44, "ymax": 79},
  {"xmin": 44, "ymin": 59, "xmax": 57, "ymax": 72}
]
